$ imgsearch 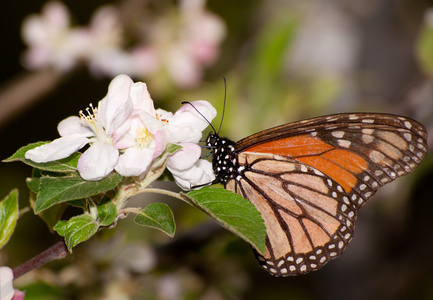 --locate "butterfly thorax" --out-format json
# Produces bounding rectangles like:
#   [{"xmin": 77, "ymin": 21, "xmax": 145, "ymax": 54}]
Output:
[{"xmin": 206, "ymin": 132, "xmax": 237, "ymax": 183}]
